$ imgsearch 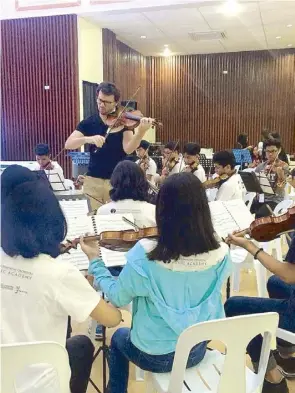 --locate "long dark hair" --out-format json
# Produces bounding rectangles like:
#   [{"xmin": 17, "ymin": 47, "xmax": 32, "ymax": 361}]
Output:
[
  {"xmin": 110, "ymin": 160, "xmax": 149, "ymax": 202},
  {"xmin": 1, "ymin": 165, "xmax": 67, "ymax": 259},
  {"xmin": 148, "ymin": 173, "xmax": 219, "ymax": 263}
]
